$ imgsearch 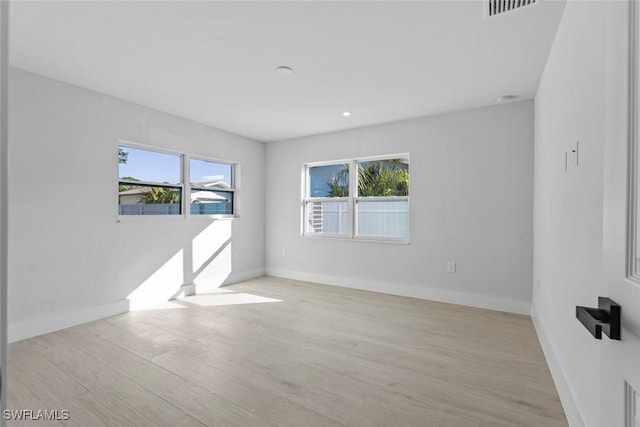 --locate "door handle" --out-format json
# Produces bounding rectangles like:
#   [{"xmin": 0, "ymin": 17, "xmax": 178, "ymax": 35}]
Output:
[{"xmin": 576, "ymin": 297, "xmax": 621, "ymax": 340}]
